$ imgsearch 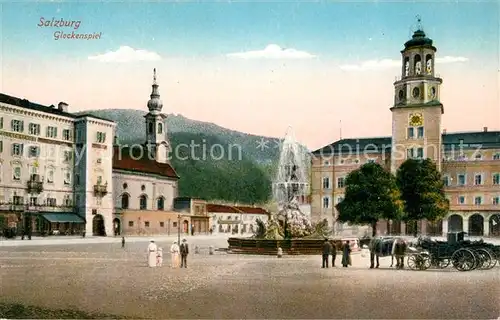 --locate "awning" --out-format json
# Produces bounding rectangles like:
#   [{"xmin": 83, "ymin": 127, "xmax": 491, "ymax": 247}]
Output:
[{"xmin": 41, "ymin": 213, "xmax": 85, "ymax": 223}]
